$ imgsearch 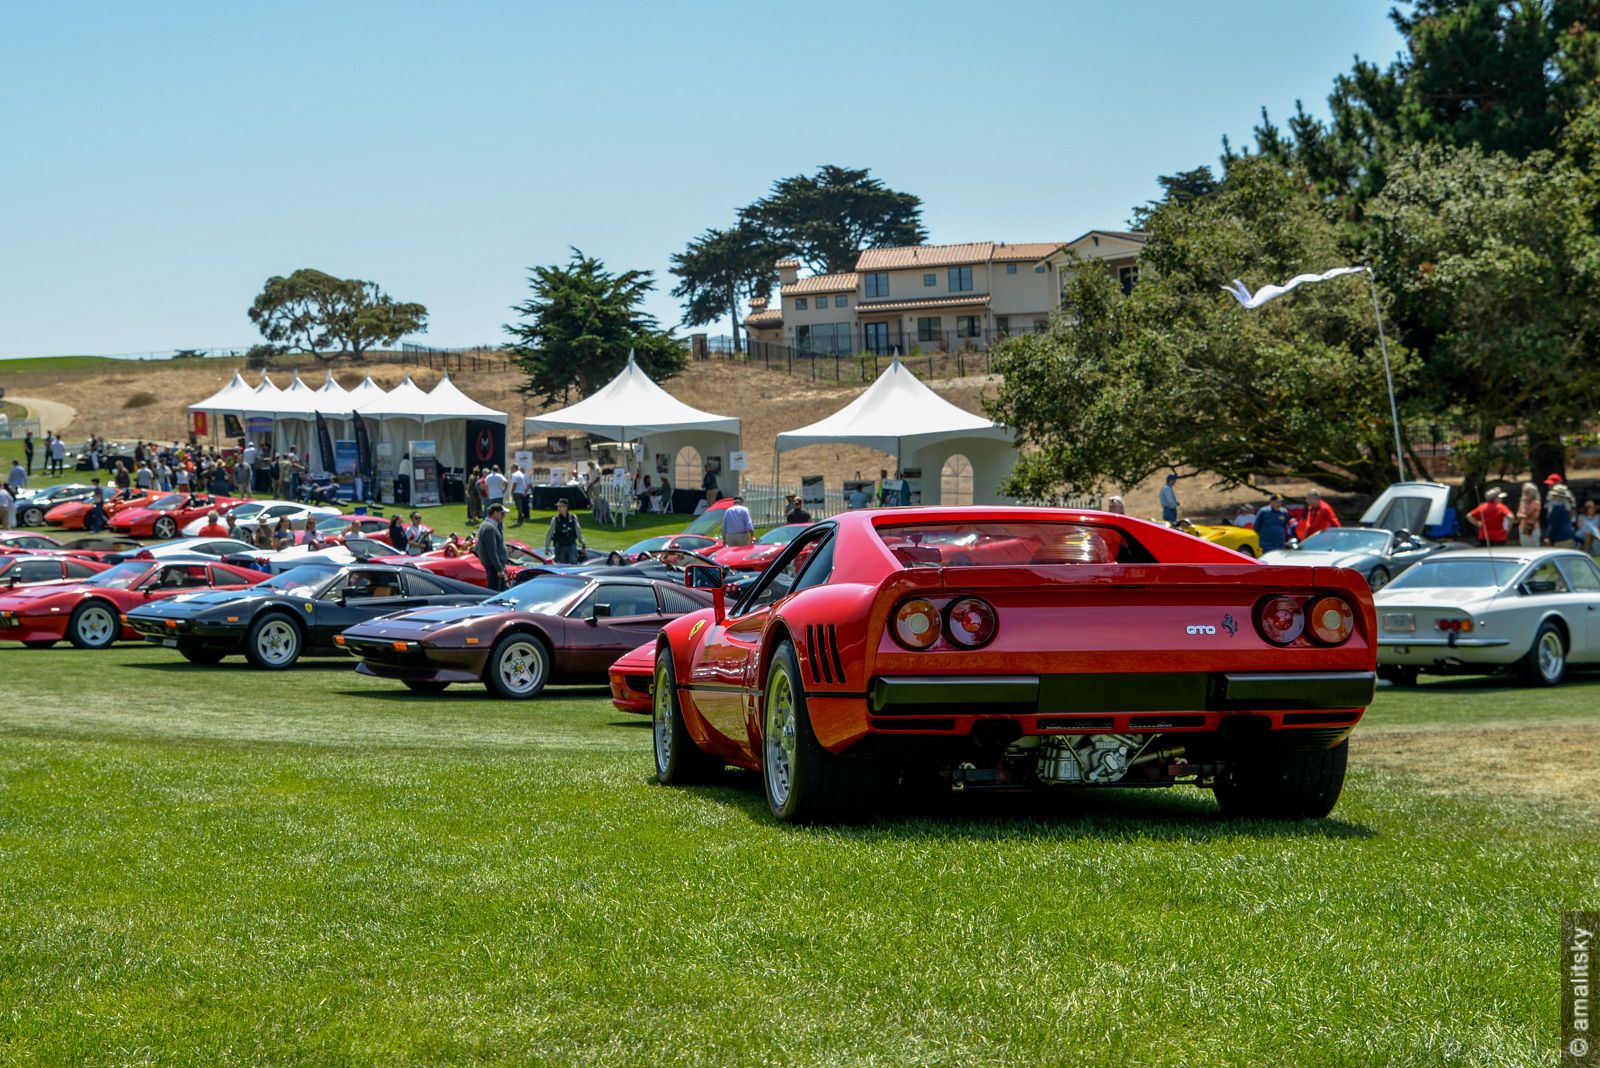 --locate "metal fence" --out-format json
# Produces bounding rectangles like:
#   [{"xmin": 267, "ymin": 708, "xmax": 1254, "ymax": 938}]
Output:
[
  {"xmin": 701, "ymin": 339, "xmax": 996, "ymax": 384},
  {"xmin": 0, "ymin": 417, "xmax": 41, "ymax": 441}
]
